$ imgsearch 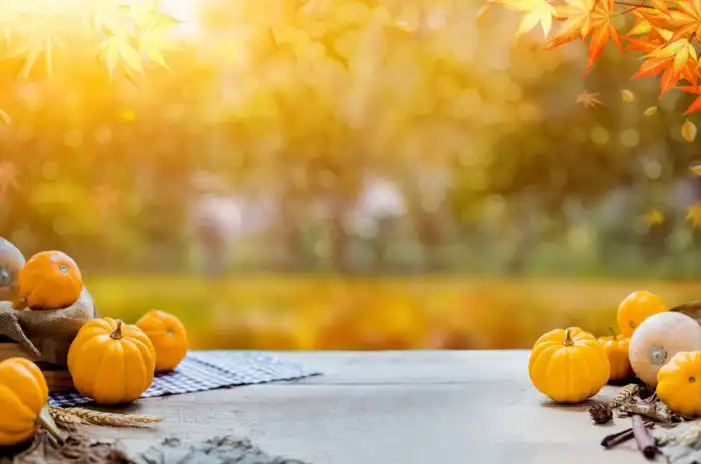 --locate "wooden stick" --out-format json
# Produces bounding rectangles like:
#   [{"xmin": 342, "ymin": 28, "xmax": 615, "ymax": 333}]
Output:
[
  {"xmin": 601, "ymin": 420, "xmax": 654, "ymax": 449},
  {"xmin": 632, "ymin": 415, "xmax": 658, "ymax": 459}
]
